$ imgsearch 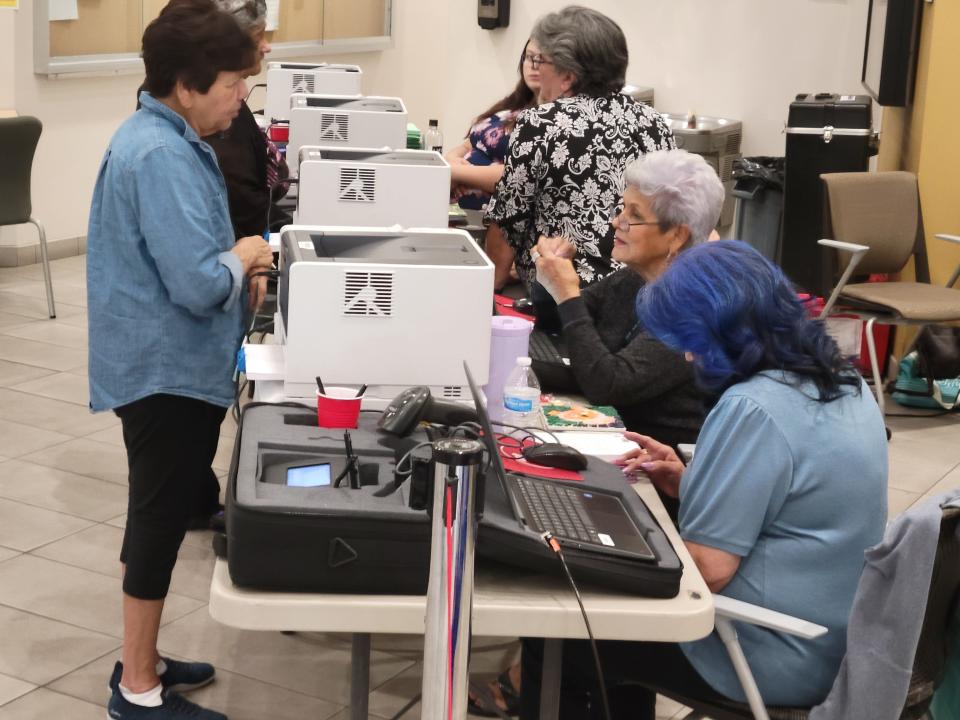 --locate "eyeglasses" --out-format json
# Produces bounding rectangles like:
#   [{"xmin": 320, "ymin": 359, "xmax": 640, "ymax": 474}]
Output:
[
  {"xmin": 521, "ymin": 52, "xmax": 554, "ymax": 70},
  {"xmin": 609, "ymin": 209, "xmax": 663, "ymax": 234}
]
